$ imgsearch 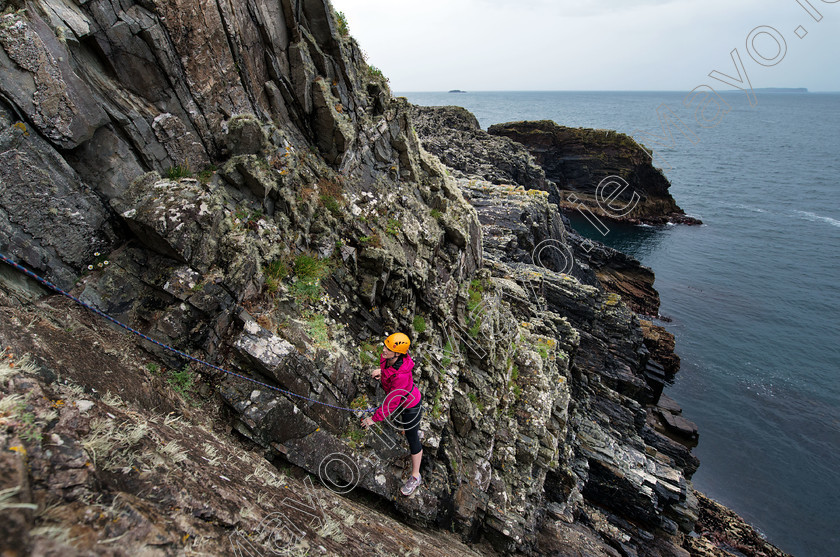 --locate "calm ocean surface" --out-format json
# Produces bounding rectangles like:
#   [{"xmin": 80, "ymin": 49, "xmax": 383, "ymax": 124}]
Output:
[{"xmin": 402, "ymin": 91, "xmax": 840, "ymax": 557}]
